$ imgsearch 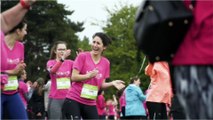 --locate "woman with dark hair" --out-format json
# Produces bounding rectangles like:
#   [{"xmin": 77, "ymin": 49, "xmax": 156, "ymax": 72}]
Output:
[
  {"xmin": 1, "ymin": 21, "xmax": 28, "ymax": 119},
  {"xmin": 62, "ymin": 32, "xmax": 125, "ymax": 119},
  {"xmin": 1, "ymin": 0, "xmax": 36, "ymax": 90},
  {"xmin": 125, "ymin": 76, "xmax": 147, "ymax": 120},
  {"xmin": 46, "ymin": 41, "xmax": 73, "ymax": 119}
]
